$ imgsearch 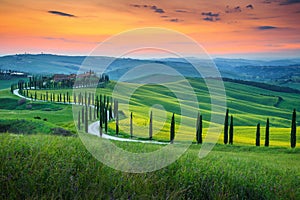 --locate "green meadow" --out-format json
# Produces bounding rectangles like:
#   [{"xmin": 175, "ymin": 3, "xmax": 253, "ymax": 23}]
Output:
[{"xmin": 0, "ymin": 78, "xmax": 299, "ymax": 199}]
